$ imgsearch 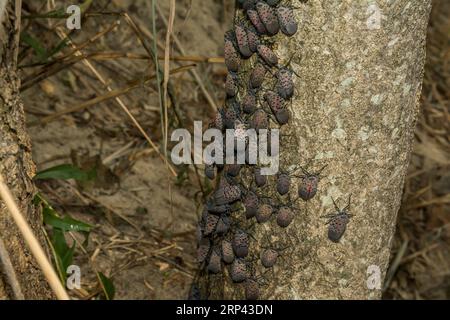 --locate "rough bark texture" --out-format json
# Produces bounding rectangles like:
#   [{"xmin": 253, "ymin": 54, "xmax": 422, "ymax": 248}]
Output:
[
  {"xmin": 0, "ymin": 1, "xmax": 53, "ymax": 299},
  {"xmin": 202, "ymin": 0, "xmax": 431, "ymax": 299}
]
